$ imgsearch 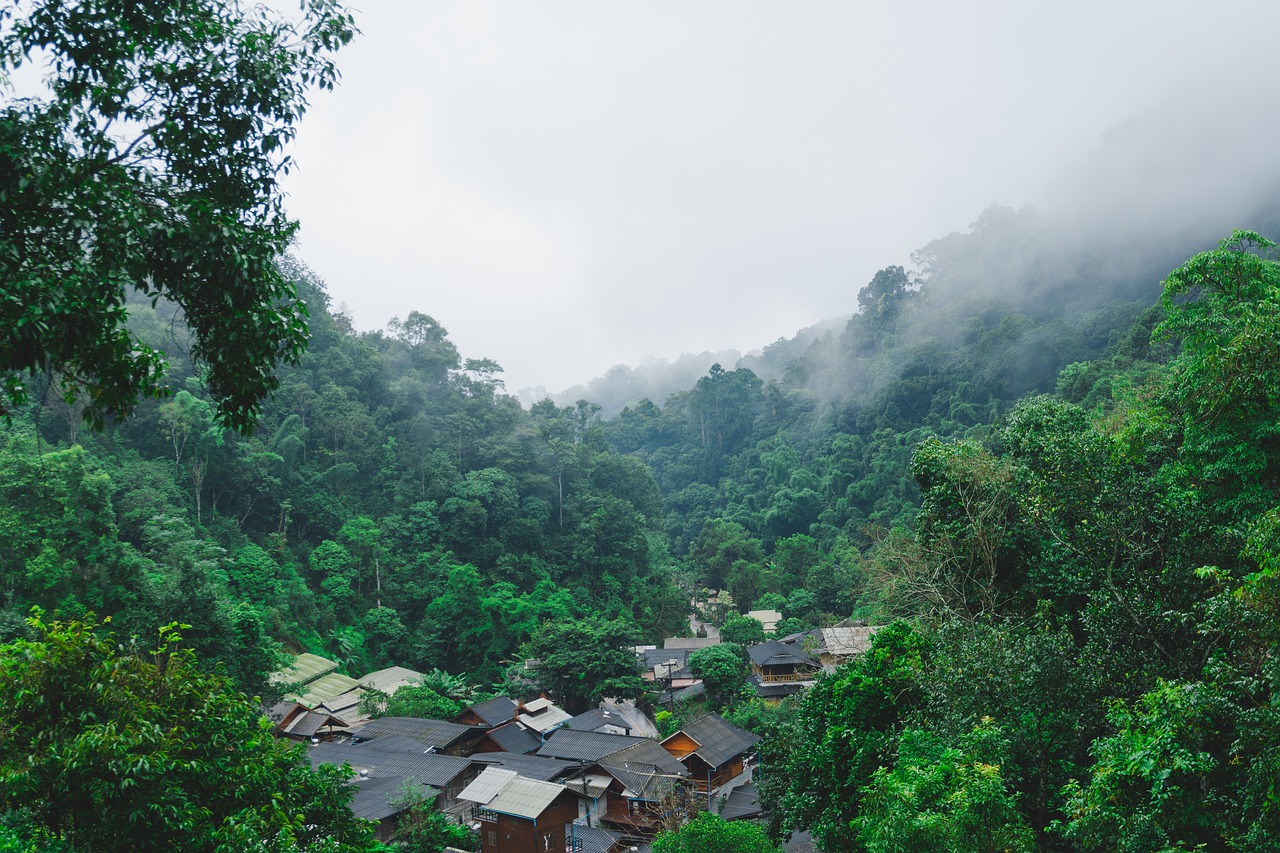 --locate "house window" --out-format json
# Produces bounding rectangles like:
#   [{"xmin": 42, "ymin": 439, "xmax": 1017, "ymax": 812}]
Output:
[{"xmin": 488, "ymin": 831, "xmax": 497, "ymax": 847}]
